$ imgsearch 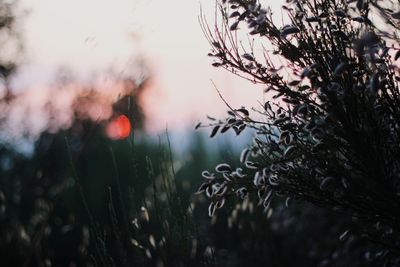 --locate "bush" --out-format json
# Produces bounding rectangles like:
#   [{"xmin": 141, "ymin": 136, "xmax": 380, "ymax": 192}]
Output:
[{"xmin": 198, "ymin": 0, "xmax": 400, "ymax": 265}]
